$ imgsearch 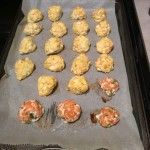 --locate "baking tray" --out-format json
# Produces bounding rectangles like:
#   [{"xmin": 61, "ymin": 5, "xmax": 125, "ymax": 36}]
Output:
[{"xmin": 0, "ymin": 0, "xmax": 150, "ymax": 149}]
